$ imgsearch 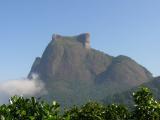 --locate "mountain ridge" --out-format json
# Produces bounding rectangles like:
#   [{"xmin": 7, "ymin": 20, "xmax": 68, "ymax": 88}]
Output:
[
  {"xmin": 102, "ymin": 76, "xmax": 160, "ymax": 107},
  {"xmin": 28, "ymin": 33, "xmax": 153, "ymax": 107}
]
